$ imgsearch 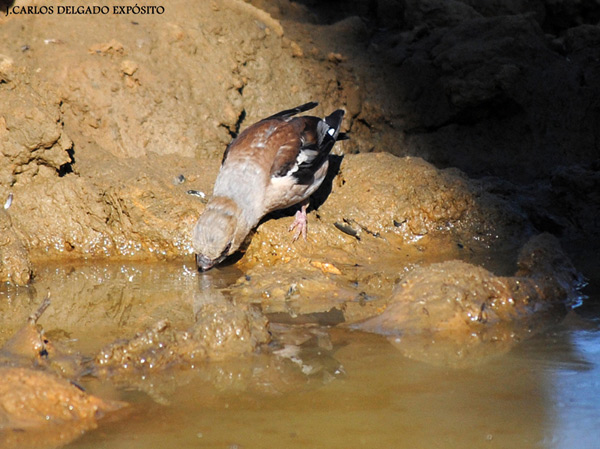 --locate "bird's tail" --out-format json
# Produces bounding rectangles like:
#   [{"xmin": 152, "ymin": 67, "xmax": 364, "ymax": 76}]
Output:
[
  {"xmin": 267, "ymin": 101, "xmax": 319, "ymax": 120},
  {"xmin": 324, "ymin": 110, "xmax": 344, "ymax": 139},
  {"xmin": 317, "ymin": 109, "xmax": 345, "ymax": 151}
]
